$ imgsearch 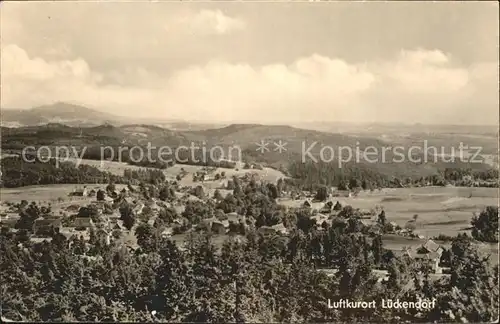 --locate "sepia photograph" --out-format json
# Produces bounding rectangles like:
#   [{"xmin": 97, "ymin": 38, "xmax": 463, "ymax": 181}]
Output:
[{"xmin": 0, "ymin": 1, "xmax": 499, "ymax": 323}]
